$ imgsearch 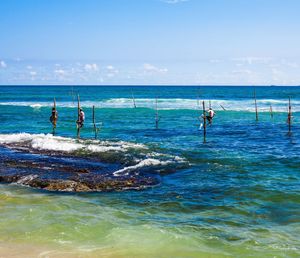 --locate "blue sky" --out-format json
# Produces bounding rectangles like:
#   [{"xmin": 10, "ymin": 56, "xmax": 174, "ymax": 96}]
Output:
[{"xmin": 0, "ymin": 0, "xmax": 300, "ymax": 85}]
